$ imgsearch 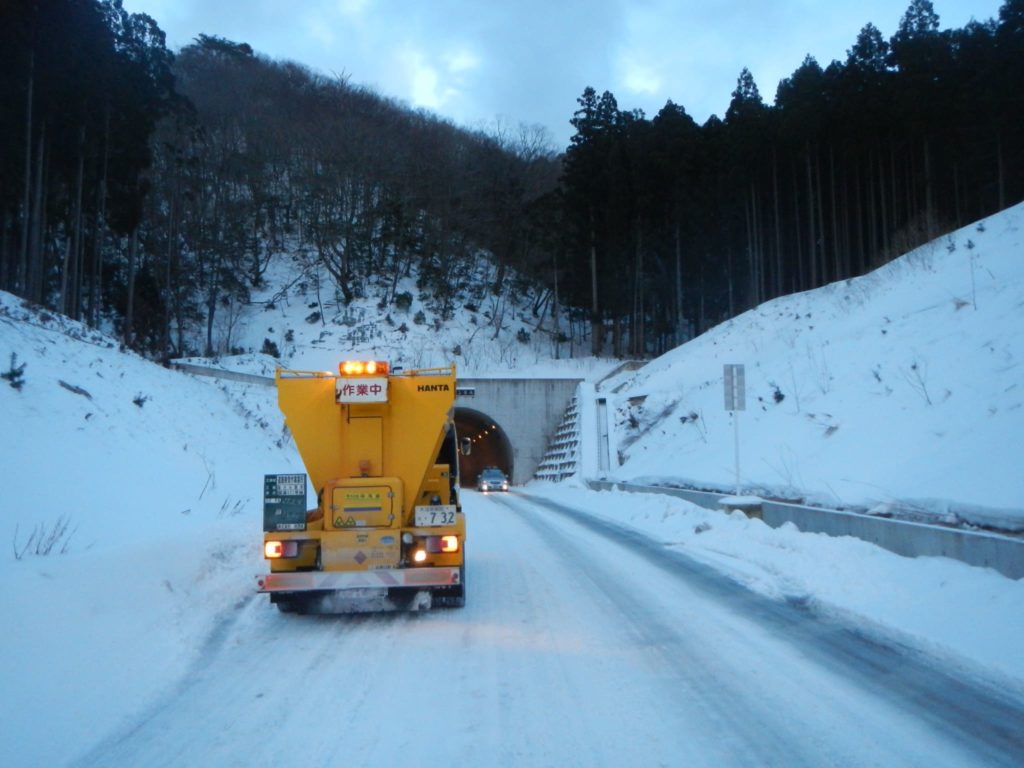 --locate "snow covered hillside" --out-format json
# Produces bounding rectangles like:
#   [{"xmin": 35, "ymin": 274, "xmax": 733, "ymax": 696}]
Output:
[
  {"xmin": 603, "ymin": 202, "xmax": 1024, "ymax": 530},
  {"xmin": 1, "ymin": 205, "xmax": 1022, "ymax": 766},
  {"xmin": 175, "ymin": 202, "xmax": 1023, "ymax": 530},
  {"xmin": 0, "ymin": 292, "xmax": 303, "ymax": 760},
  {"xmin": 184, "ymin": 252, "xmax": 607, "ymax": 380}
]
